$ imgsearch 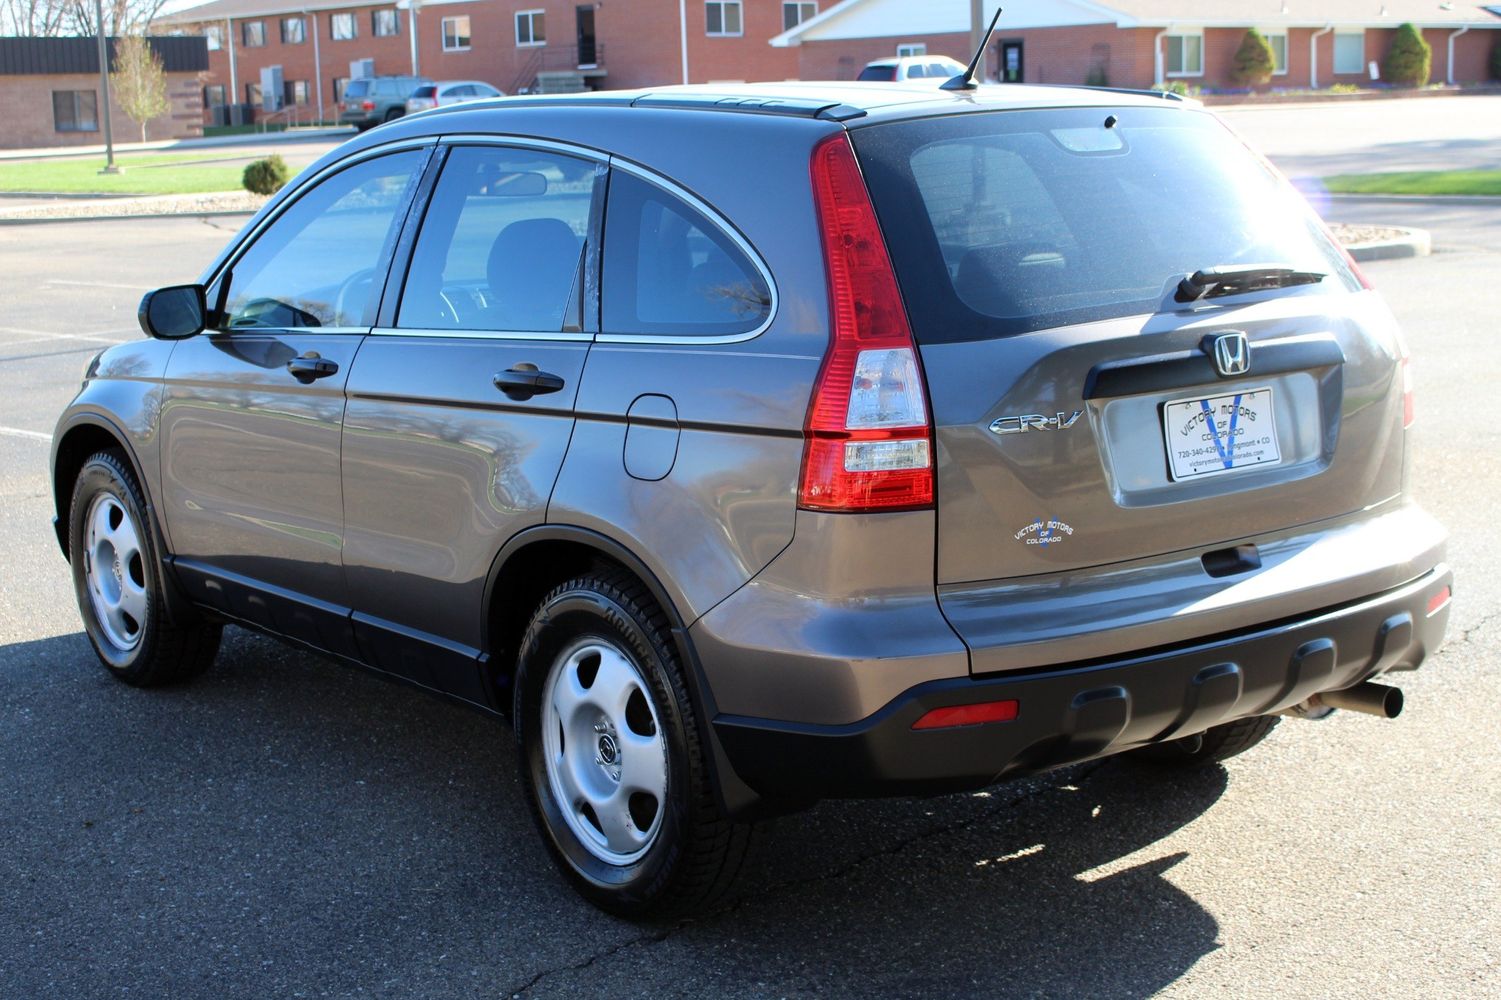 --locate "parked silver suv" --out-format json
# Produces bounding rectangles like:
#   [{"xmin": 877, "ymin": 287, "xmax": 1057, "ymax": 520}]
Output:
[{"xmin": 51, "ymin": 83, "xmax": 1452, "ymax": 917}]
